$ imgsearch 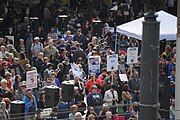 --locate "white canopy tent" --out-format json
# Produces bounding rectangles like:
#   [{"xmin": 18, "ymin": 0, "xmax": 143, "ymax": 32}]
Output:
[{"xmin": 116, "ymin": 10, "xmax": 177, "ymax": 41}]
